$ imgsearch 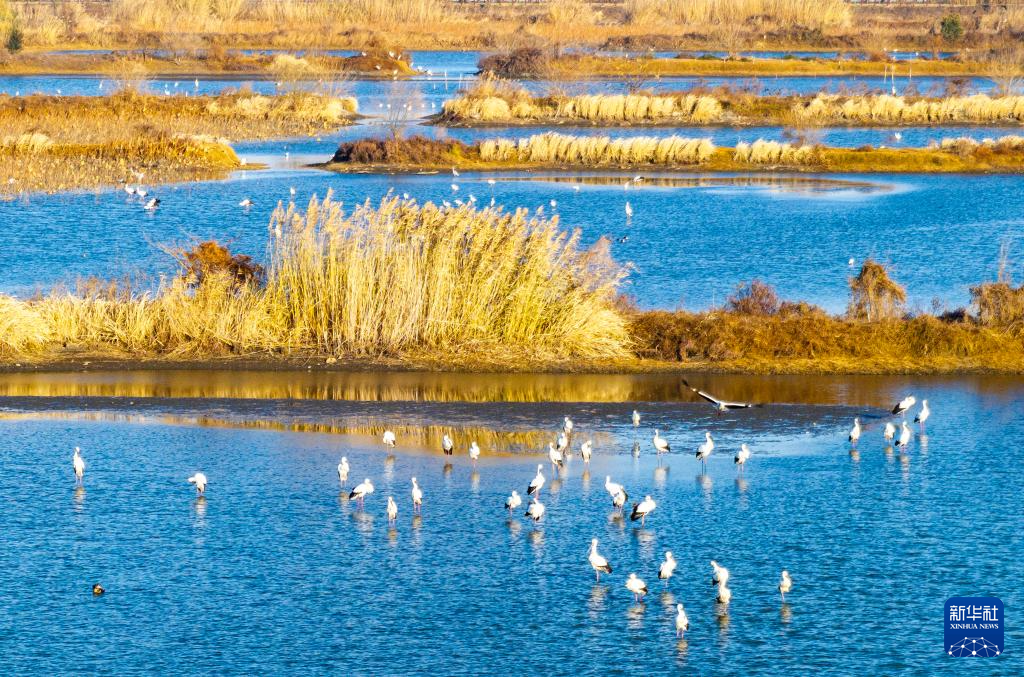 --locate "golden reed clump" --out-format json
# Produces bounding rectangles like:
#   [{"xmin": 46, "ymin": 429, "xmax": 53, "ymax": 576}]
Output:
[
  {"xmin": 443, "ymin": 92, "xmax": 723, "ymax": 124},
  {"xmin": 479, "ymin": 133, "xmax": 716, "ymax": 165},
  {"xmin": 794, "ymin": 94, "xmax": 1024, "ymax": 124},
  {"xmin": 0, "ymin": 195, "xmax": 631, "ymax": 362}
]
